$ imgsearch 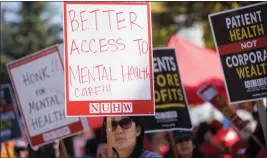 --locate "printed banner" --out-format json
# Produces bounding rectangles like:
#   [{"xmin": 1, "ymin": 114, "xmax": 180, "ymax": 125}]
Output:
[
  {"xmin": 7, "ymin": 45, "xmax": 88, "ymax": 147},
  {"xmin": 0, "ymin": 83, "xmax": 23, "ymax": 143},
  {"xmin": 197, "ymin": 84, "xmax": 248, "ymax": 131},
  {"xmin": 144, "ymin": 48, "xmax": 192, "ymax": 133},
  {"xmin": 209, "ymin": 2, "xmax": 267, "ymax": 104},
  {"xmin": 63, "ymin": 2, "xmax": 154, "ymax": 116}
]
